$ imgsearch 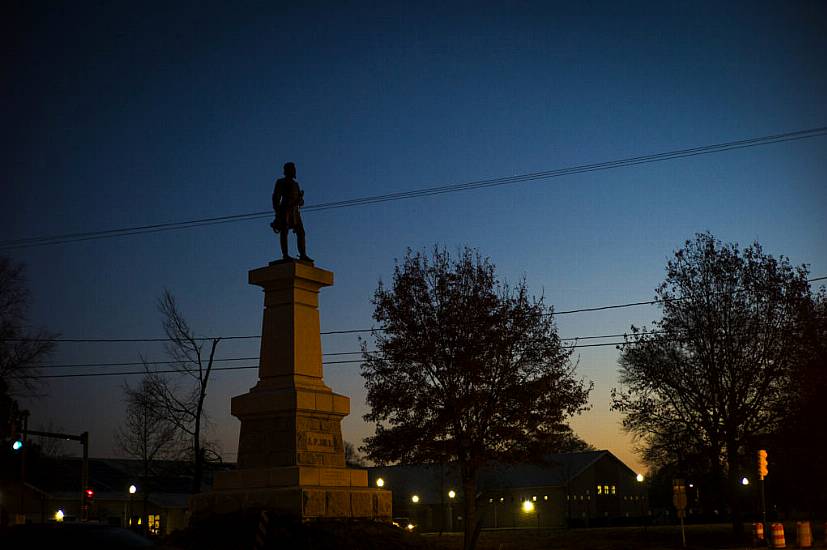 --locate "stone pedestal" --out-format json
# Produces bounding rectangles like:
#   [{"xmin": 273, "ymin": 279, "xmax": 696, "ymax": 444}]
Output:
[{"xmin": 190, "ymin": 261, "xmax": 391, "ymax": 520}]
